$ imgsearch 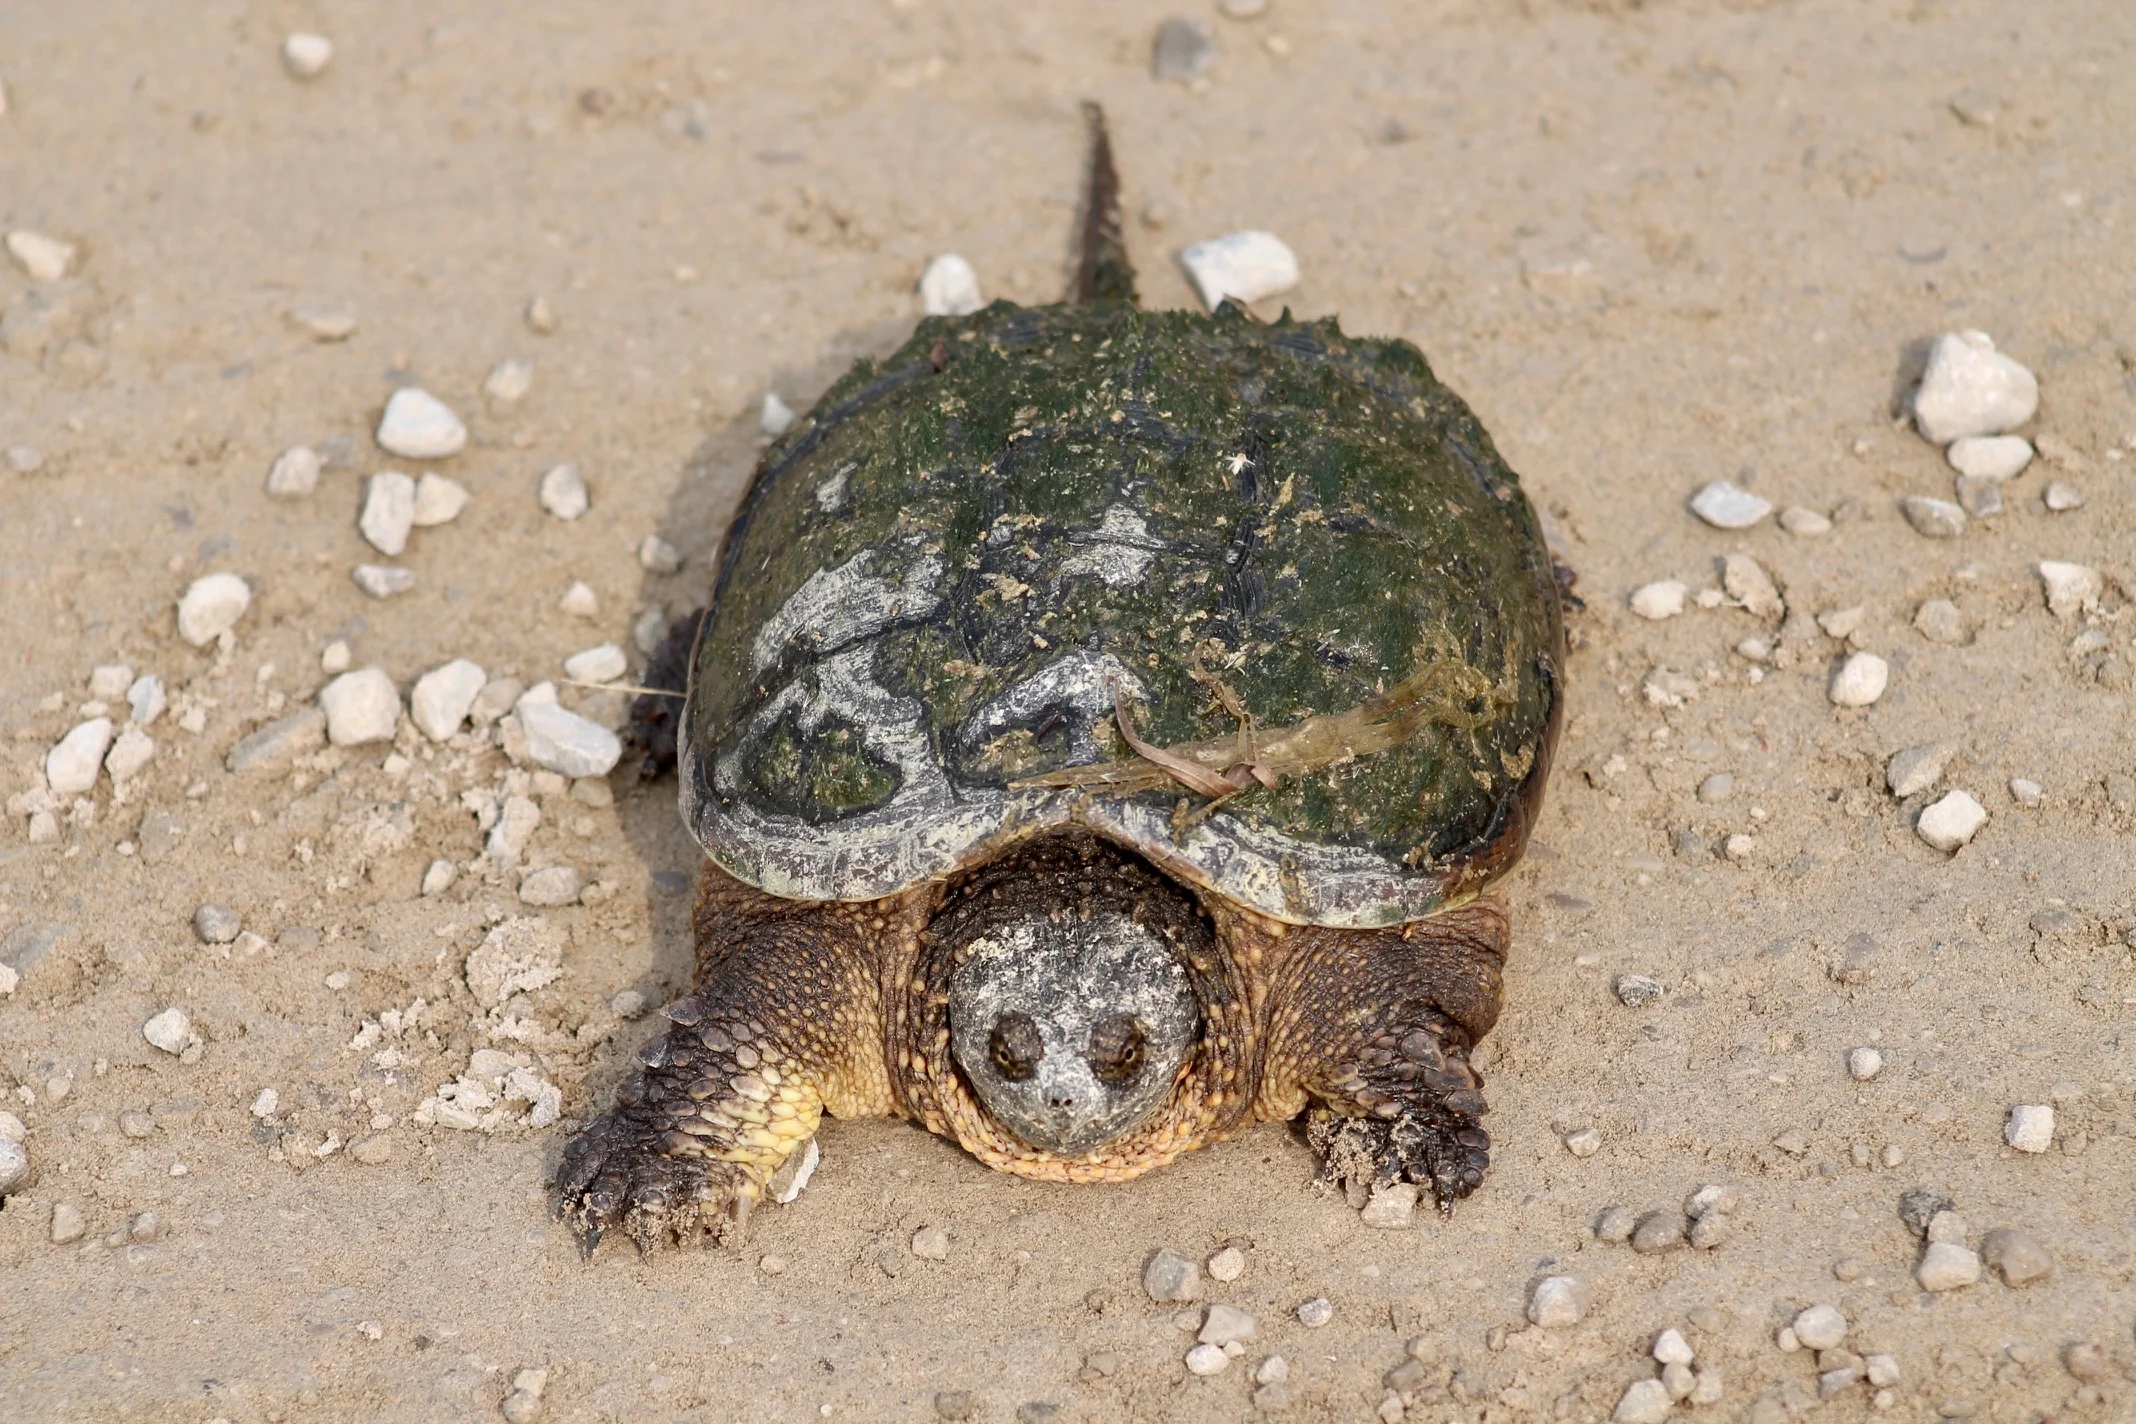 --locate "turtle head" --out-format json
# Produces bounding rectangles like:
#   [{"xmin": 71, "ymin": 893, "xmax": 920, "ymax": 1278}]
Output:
[{"xmin": 941, "ymin": 840, "xmax": 1203, "ymax": 1158}]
